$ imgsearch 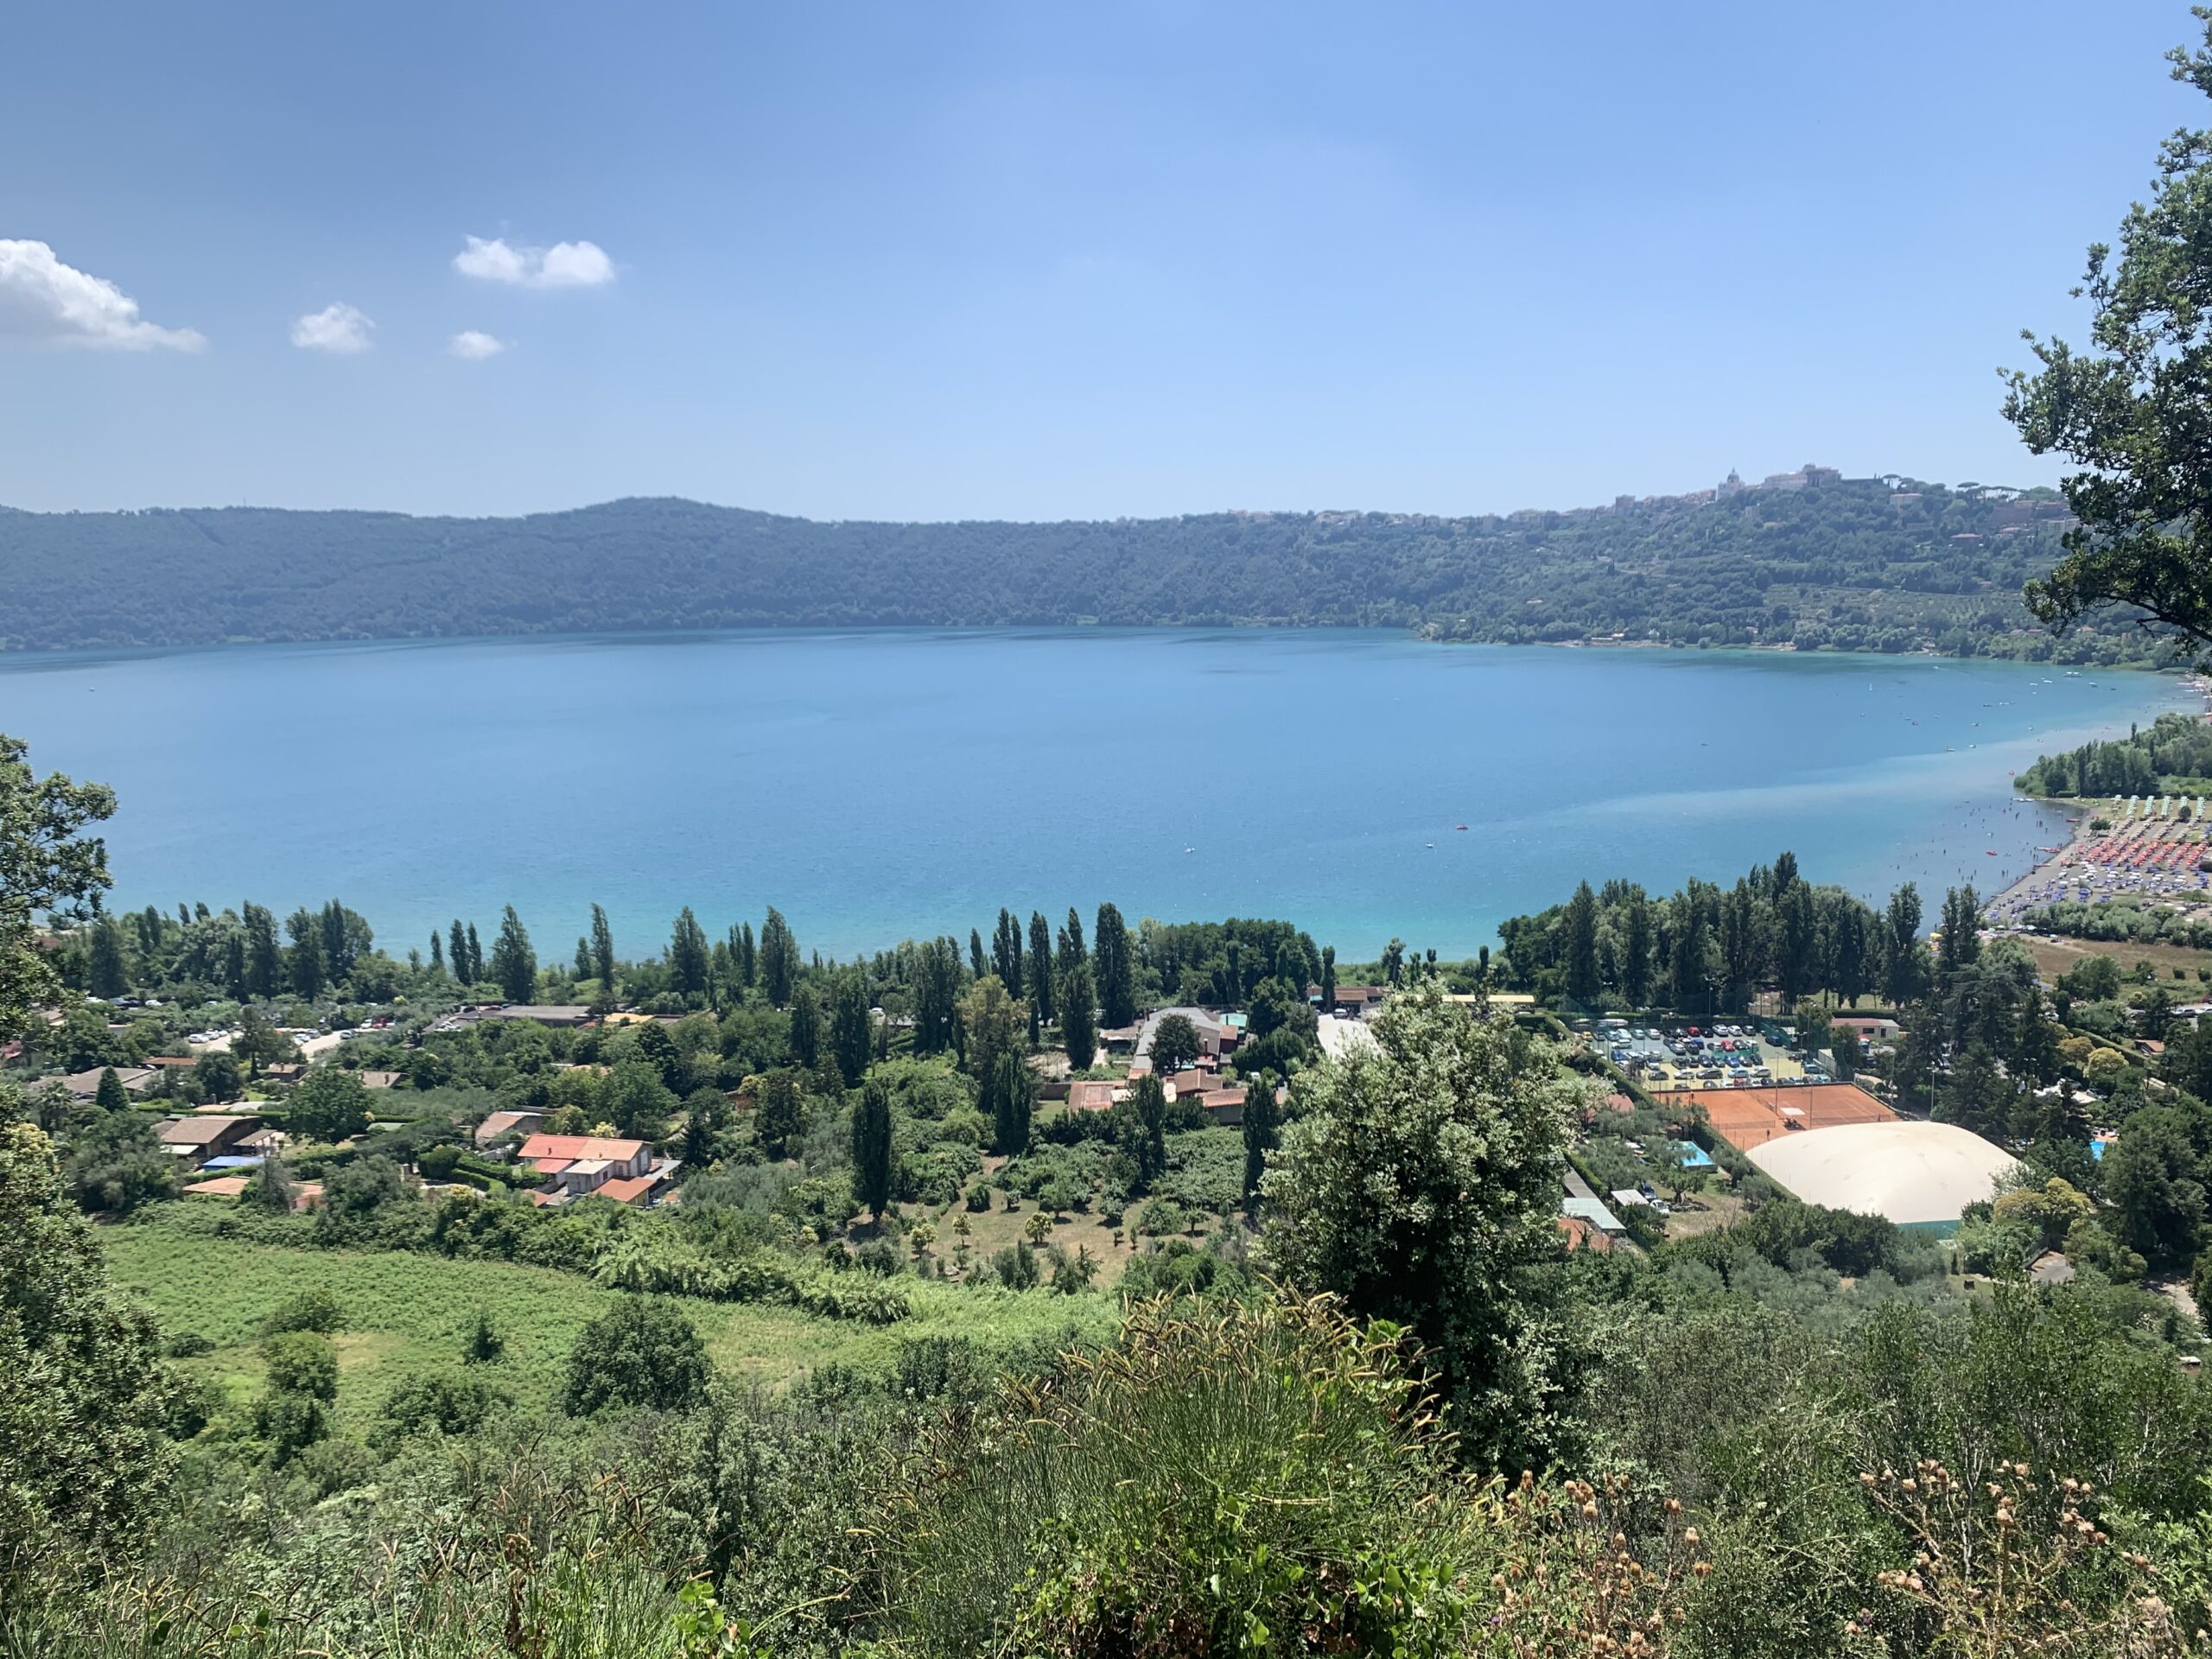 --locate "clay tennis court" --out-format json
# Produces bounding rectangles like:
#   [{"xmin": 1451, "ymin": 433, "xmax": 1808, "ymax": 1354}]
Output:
[{"xmin": 1650, "ymin": 1083, "xmax": 1897, "ymax": 1152}]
